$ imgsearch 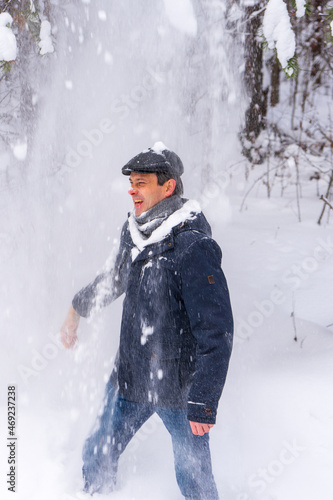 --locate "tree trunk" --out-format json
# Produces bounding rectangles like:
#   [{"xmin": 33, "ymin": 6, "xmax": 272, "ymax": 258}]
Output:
[
  {"xmin": 270, "ymin": 56, "xmax": 280, "ymax": 107},
  {"xmin": 242, "ymin": 2, "xmax": 267, "ymax": 143}
]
